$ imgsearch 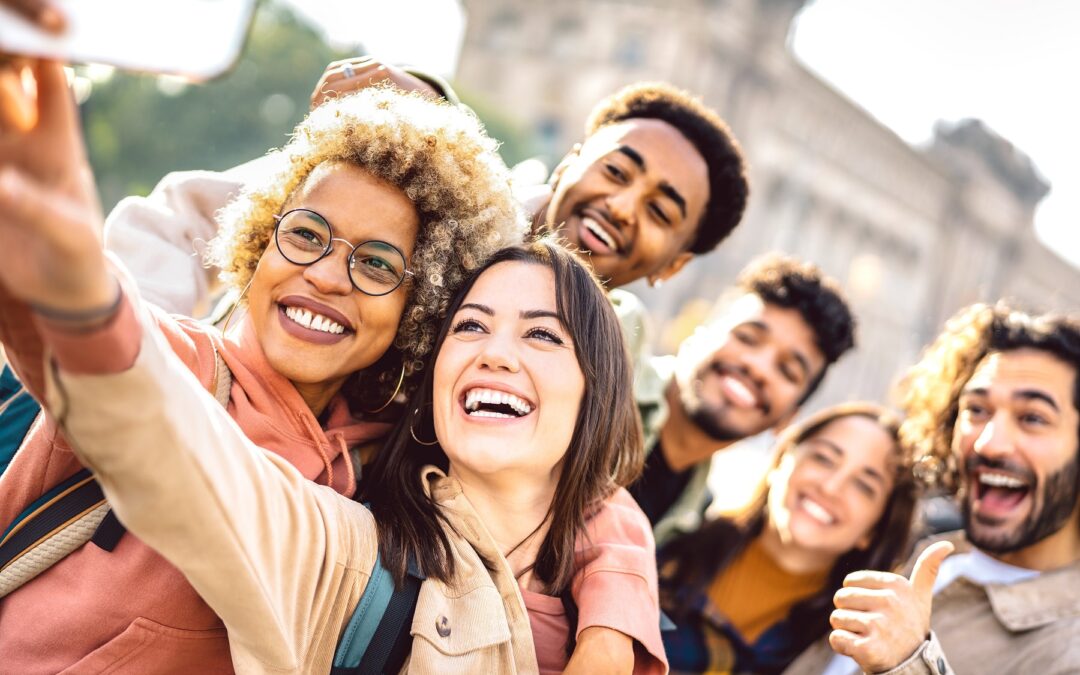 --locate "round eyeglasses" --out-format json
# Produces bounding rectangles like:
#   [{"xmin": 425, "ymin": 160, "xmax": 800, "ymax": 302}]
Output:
[{"xmin": 273, "ymin": 208, "xmax": 414, "ymax": 297}]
